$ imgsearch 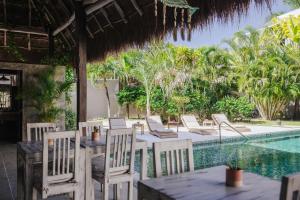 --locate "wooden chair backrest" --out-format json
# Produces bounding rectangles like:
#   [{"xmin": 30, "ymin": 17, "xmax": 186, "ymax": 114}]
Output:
[
  {"xmin": 109, "ymin": 117, "xmax": 127, "ymax": 129},
  {"xmin": 42, "ymin": 131, "xmax": 80, "ymax": 196},
  {"xmin": 153, "ymin": 139, "xmax": 194, "ymax": 178},
  {"xmin": 104, "ymin": 128, "xmax": 136, "ymax": 178},
  {"xmin": 79, "ymin": 121, "xmax": 103, "ymax": 137},
  {"xmin": 280, "ymin": 174, "xmax": 300, "ymax": 200},
  {"xmin": 146, "ymin": 115, "xmax": 164, "ymax": 131},
  {"xmin": 26, "ymin": 123, "xmax": 56, "ymax": 142},
  {"xmin": 181, "ymin": 115, "xmax": 201, "ymax": 129}
]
